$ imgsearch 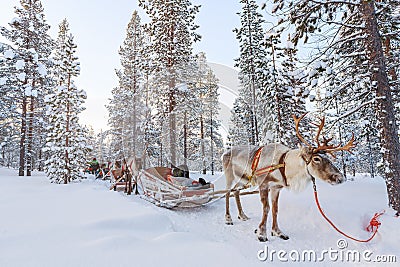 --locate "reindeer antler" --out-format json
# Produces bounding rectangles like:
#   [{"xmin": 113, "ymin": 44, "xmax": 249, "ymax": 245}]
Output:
[
  {"xmin": 324, "ymin": 133, "xmax": 356, "ymax": 154},
  {"xmin": 313, "ymin": 136, "xmax": 341, "ymax": 155},
  {"xmin": 292, "ymin": 113, "xmax": 356, "ymax": 156},
  {"xmin": 292, "ymin": 113, "xmax": 312, "ymax": 147},
  {"xmin": 310, "ymin": 117, "xmax": 325, "ymax": 147}
]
